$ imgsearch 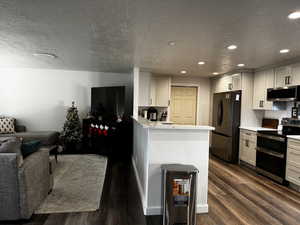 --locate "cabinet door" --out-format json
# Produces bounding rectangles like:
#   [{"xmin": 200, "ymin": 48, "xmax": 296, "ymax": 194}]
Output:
[
  {"xmin": 150, "ymin": 77, "xmax": 156, "ymax": 106},
  {"xmin": 155, "ymin": 76, "xmax": 171, "ymax": 107},
  {"xmin": 138, "ymin": 72, "xmax": 151, "ymax": 106},
  {"xmin": 291, "ymin": 63, "xmax": 300, "ymax": 85},
  {"xmin": 232, "ymin": 74, "xmax": 241, "ymax": 91},
  {"xmin": 253, "ymin": 71, "xmax": 265, "ymax": 110},
  {"xmin": 275, "ymin": 66, "xmax": 292, "ymax": 87},
  {"xmin": 218, "ymin": 75, "xmax": 233, "ymax": 92},
  {"xmin": 264, "ymin": 69, "xmax": 275, "ymax": 110}
]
